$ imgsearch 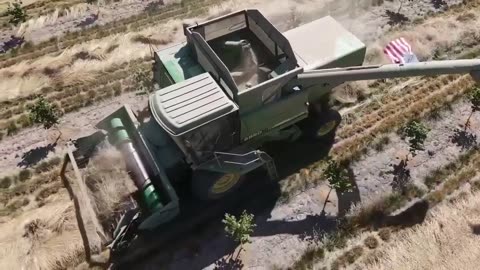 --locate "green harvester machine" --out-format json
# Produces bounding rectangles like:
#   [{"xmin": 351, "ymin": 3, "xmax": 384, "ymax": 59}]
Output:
[{"xmin": 61, "ymin": 8, "xmax": 480, "ymax": 263}]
